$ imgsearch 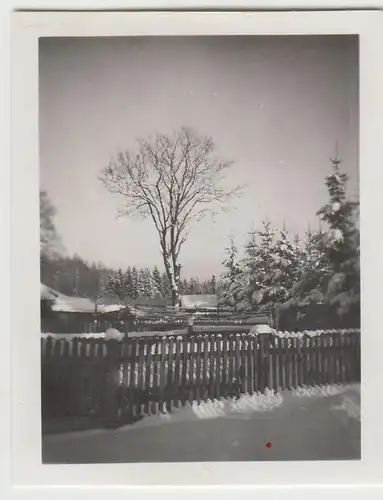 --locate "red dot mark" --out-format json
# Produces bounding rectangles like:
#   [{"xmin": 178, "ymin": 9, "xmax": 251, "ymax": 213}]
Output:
[{"xmin": 266, "ymin": 442, "xmax": 272, "ymax": 449}]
